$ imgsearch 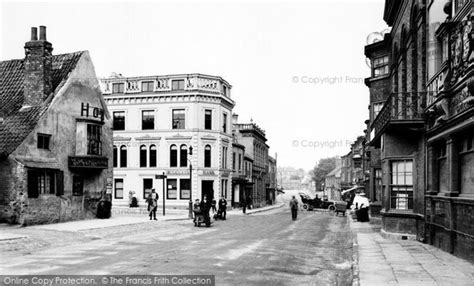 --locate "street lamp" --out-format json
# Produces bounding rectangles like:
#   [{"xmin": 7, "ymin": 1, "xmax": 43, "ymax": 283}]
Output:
[{"xmin": 188, "ymin": 146, "xmax": 193, "ymax": 219}]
